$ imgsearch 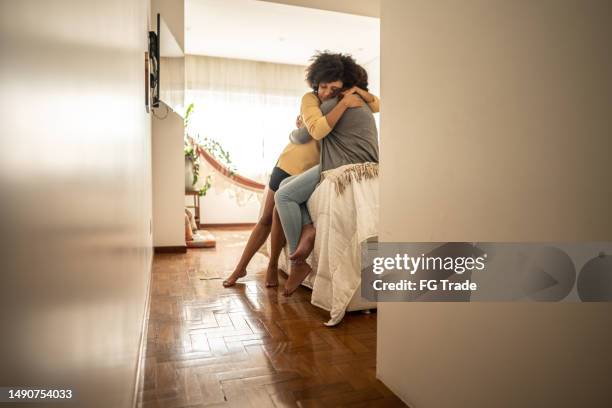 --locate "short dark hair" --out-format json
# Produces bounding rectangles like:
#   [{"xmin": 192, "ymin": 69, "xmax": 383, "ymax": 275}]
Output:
[
  {"xmin": 355, "ymin": 65, "xmax": 369, "ymax": 91},
  {"xmin": 305, "ymin": 51, "xmax": 344, "ymax": 92},
  {"xmin": 339, "ymin": 54, "xmax": 369, "ymax": 91}
]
